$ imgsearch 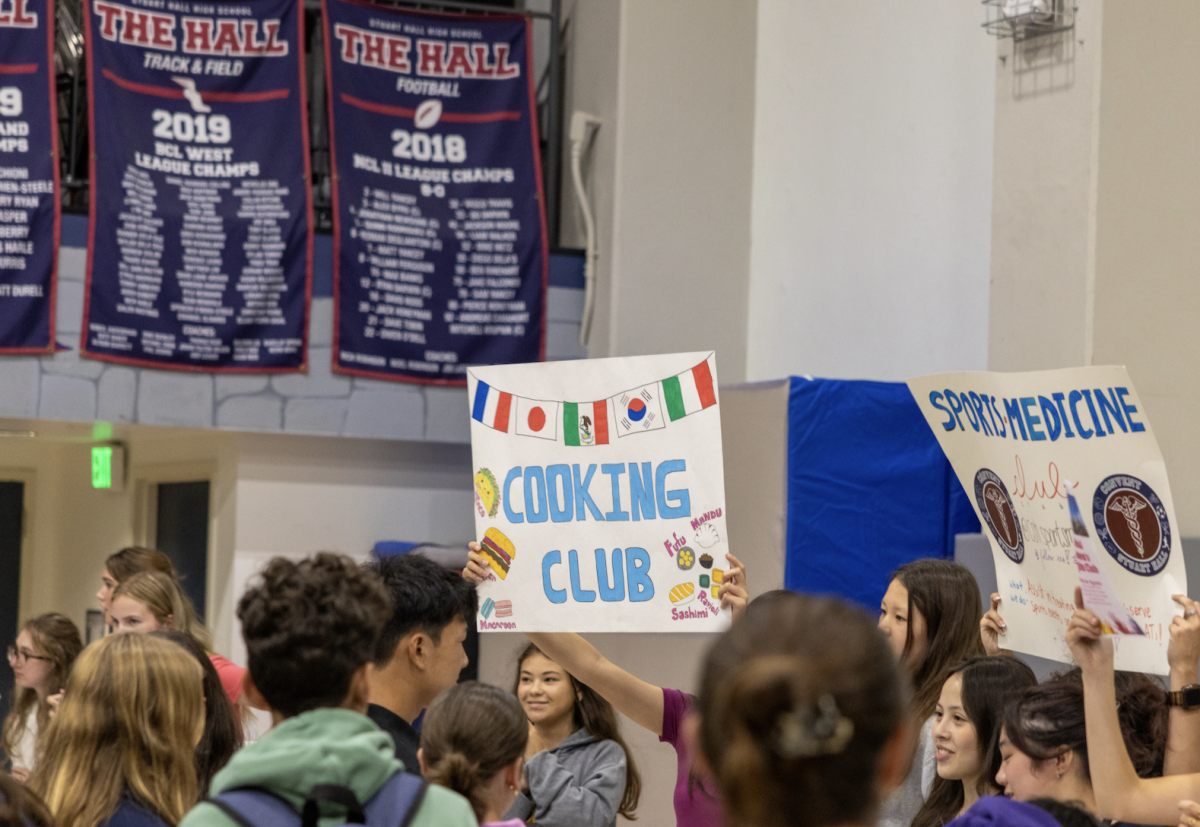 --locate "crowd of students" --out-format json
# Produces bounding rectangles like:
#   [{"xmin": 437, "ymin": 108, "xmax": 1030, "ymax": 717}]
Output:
[{"xmin": 1, "ymin": 548, "xmax": 1200, "ymax": 827}]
